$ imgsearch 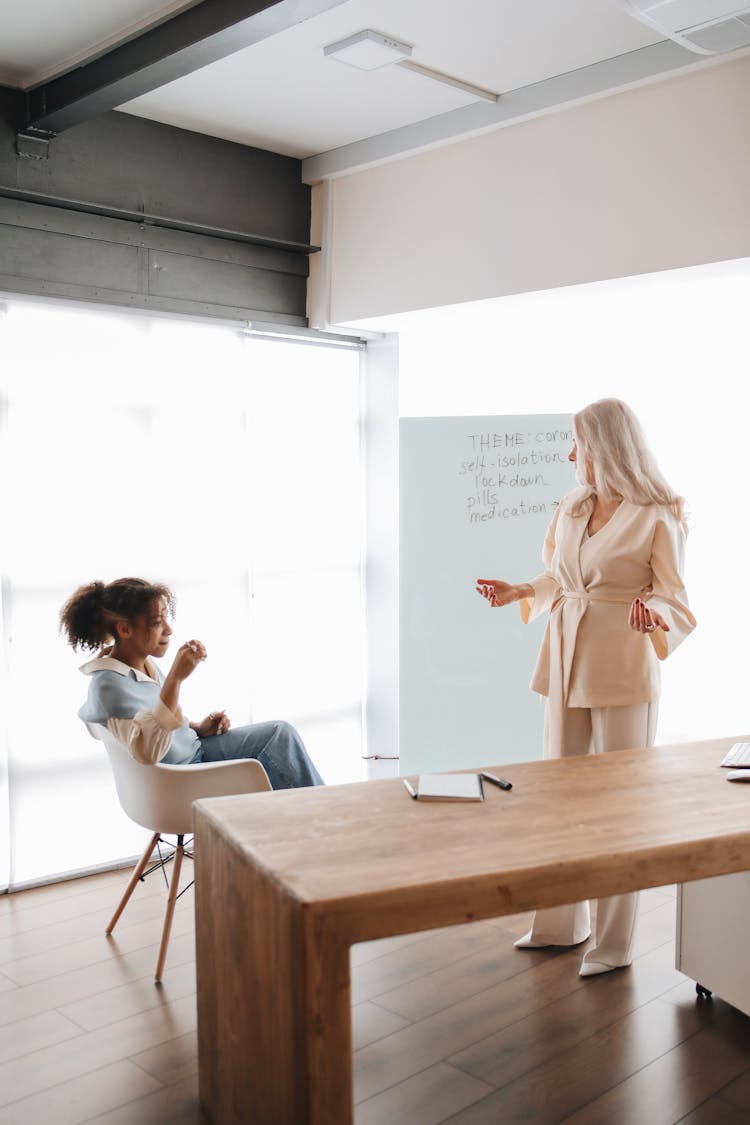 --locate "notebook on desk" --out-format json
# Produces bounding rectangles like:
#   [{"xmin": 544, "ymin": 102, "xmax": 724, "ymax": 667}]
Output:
[{"xmin": 416, "ymin": 773, "xmax": 484, "ymax": 801}]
